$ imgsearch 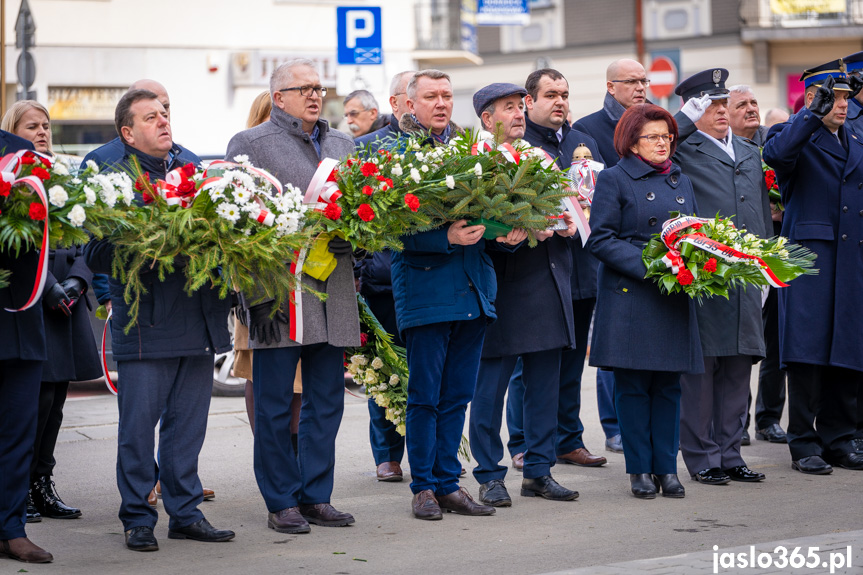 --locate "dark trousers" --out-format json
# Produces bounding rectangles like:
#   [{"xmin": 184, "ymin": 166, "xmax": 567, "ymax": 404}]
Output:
[
  {"xmin": 31, "ymin": 381, "xmax": 70, "ymax": 479},
  {"xmin": 472, "ymin": 348, "xmax": 562, "ymax": 483},
  {"xmin": 786, "ymin": 363, "xmax": 861, "ymax": 460},
  {"xmin": 364, "ymin": 294, "xmax": 405, "ymax": 466},
  {"xmin": 0, "ymin": 359, "xmax": 42, "ymax": 540},
  {"xmin": 614, "ymin": 368, "xmax": 681, "ymax": 475},
  {"xmin": 747, "ymin": 288, "xmax": 787, "ymax": 430},
  {"xmin": 404, "ymin": 319, "xmax": 485, "ymax": 496},
  {"xmin": 680, "ymin": 355, "xmax": 752, "ymax": 475},
  {"xmin": 505, "ymin": 298, "xmax": 594, "ymax": 456},
  {"xmin": 505, "ymin": 360, "xmax": 524, "ymax": 457},
  {"xmin": 596, "ymin": 369, "xmax": 620, "ymax": 439},
  {"xmin": 253, "ymin": 343, "xmax": 345, "ymax": 512},
  {"xmin": 116, "ymin": 355, "xmax": 213, "ymax": 531}
]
